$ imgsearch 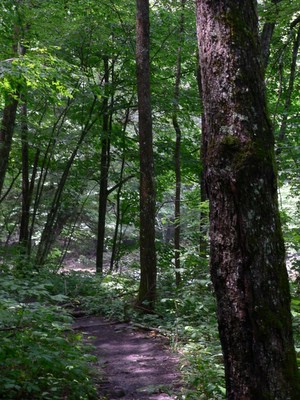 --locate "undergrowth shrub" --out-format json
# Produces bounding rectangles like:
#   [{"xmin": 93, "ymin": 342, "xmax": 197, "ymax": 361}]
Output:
[
  {"xmin": 156, "ymin": 278, "xmax": 226, "ymax": 399},
  {"xmin": 180, "ymin": 342, "xmax": 225, "ymax": 400},
  {"xmin": 290, "ymin": 284, "xmax": 300, "ymax": 369},
  {"xmin": 0, "ymin": 270, "xmax": 97, "ymax": 400},
  {"xmin": 61, "ymin": 271, "xmax": 138, "ymax": 320}
]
